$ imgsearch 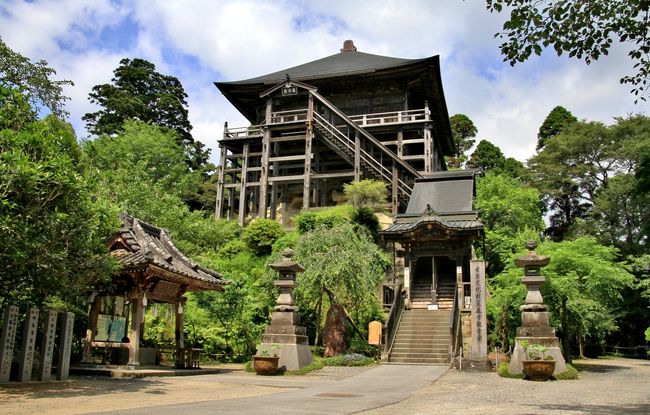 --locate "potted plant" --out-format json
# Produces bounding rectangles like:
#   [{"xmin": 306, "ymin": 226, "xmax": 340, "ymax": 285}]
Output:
[
  {"xmin": 521, "ymin": 340, "xmax": 555, "ymax": 381},
  {"xmin": 252, "ymin": 344, "xmax": 281, "ymax": 375}
]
